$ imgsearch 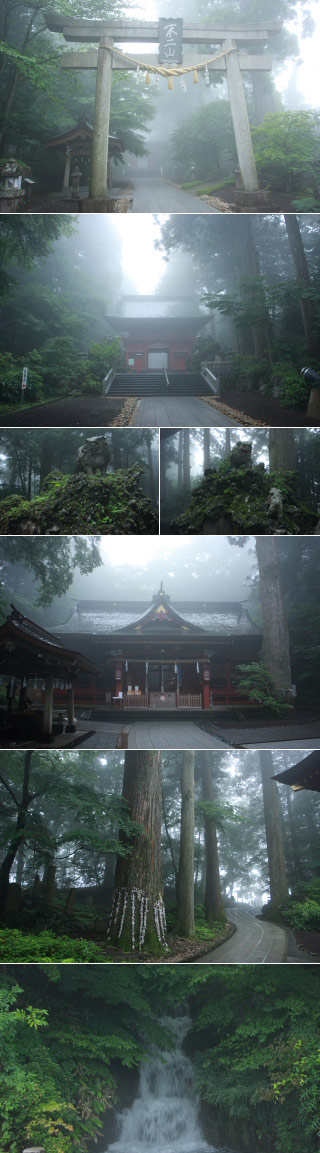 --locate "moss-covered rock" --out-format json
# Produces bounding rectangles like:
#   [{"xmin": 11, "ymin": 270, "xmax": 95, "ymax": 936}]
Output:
[
  {"xmin": 0, "ymin": 465, "xmax": 158, "ymax": 535},
  {"xmin": 173, "ymin": 461, "xmax": 318, "ymax": 535}
]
